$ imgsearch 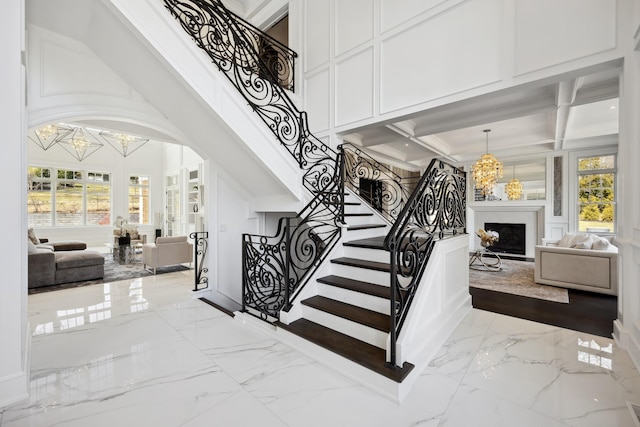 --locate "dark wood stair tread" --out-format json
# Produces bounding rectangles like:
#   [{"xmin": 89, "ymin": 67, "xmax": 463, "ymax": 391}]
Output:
[
  {"xmin": 344, "ymin": 212, "xmax": 374, "ymax": 217},
  {"xmin": 331, "ymin": 257, "xmax": 391, "ymax": 273},
  {"xmin": 347, "ymin": 223, "xmax": 387, "ymax": 231},
  {"xmin": 317, "ymin": 275, "xmax": 390, "ymax": 299},
  {"xmin": 302, "ymin": 295, "xmax": 389, "ymax": 332},
  {"xmin": 343, "ymin": 236, "xmax": 386, "ymax": 250},
  {"xmin": 275, "ymin": 318, "xmax": 414, "ymax": 383}
]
